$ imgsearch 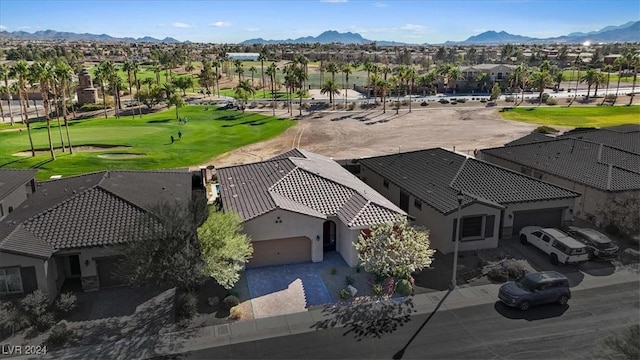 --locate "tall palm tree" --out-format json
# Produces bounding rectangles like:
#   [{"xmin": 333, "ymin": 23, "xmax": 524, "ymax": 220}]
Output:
[
  {"xmin": 580, "ymin": 68, "xmax": 599, "ymax": 102},
  {"xmin": 320, "ymin": 79, "xmax": 340, "ymax": 109},
  {"xmin": 326, "ymin": 62, "xmax": 339, "ymax": 87},
  {"xmin": 122, "ymin": 60, "xmax": 136, "ymax": 117},
  {"xmin": 0, "ymin": 64, "xmax": 14, "ymax": 125},
  {"xmin": 627, "ymin": 53, "xmax": 639, "ymax": 106},
  {"xmin": 612, "ymin": 56, "xmax": 626, "ymax": 104},
  {"xmin": 372, "ymin": 76, "xmax": 391, "ymax": 113},
  {"xmin": 54, "ymin": 59, "xmax": 74, "ymax": 154},
  {"xmin": 150, "ymin": 63, "xmax": 162, "ymax": 86},
  {"xmin": 527, "ymin": 68, "xmax": 553, "ymax": 106},
  {"xmin": 405, "ymin": 67, "xmax": 416, "ymax": 113},
  {"xmin": 234, "ymin": 59, "xmax": 244, "ymax": 82},
  {"xmin": 212, "ymin": 59, "xmax": 221, "ymax": 97},
  {"xmin": 248, "ymin": 66, "xmax": 257, "ymax": 87},
  {"xmin": 234, "ymin": 80, "xmax": 255, "ymax": 113},
  {"xmin": 341, "ymin": 64, "xmax": 352, "ymax": 107},
  {"xmin": 32, "ymin": 61, "xmax": 56, "ymax": 159},
  {"xmin": 600, "ymin": 65, "xmax": 613, "ymax": 106},
  {"xmin": 294, "ymin": 64, "xmax": 308, "ymax": 116},
  {"xmin": 100, "ymin": 61, "xmax": 121, "ymax": 118},
  {"xmin": 266, "ymin": 62, "xmax": 278, "ymax": 116},
  {"xmin": 10, "ymin": 61, "xmax": 35, "ymax": 156},
  {"xmin": 295, "ymin": 55, "xmax": 309, "ymax": 90},
  {"xmin": 26, "ymin": 66, "xmax": 40, "ymax": 119},
  {"xmin": 258, "ymin": 50, "xmax": 268, "ymax": 97},
  {"xmin": 130, "ymin": 61, "xmax": 142, "ymax": 118},
  {"xmin": 167, "ymin": 93, "xmax": 185, "ymax": 120},
  {"xmin": 48, "ymin": 67, "xmax": 65, "ymax": 152},
  {"xmin": 418, "ymin": 71, "xmax": 437, "ymax": 96},
  {"xmin": 93, "ymin": 64, "xmax": 109, "ymax": 118},
  {"xmin": 569, "ymin": 55, "xmax": 582, "ymax": 106}
]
